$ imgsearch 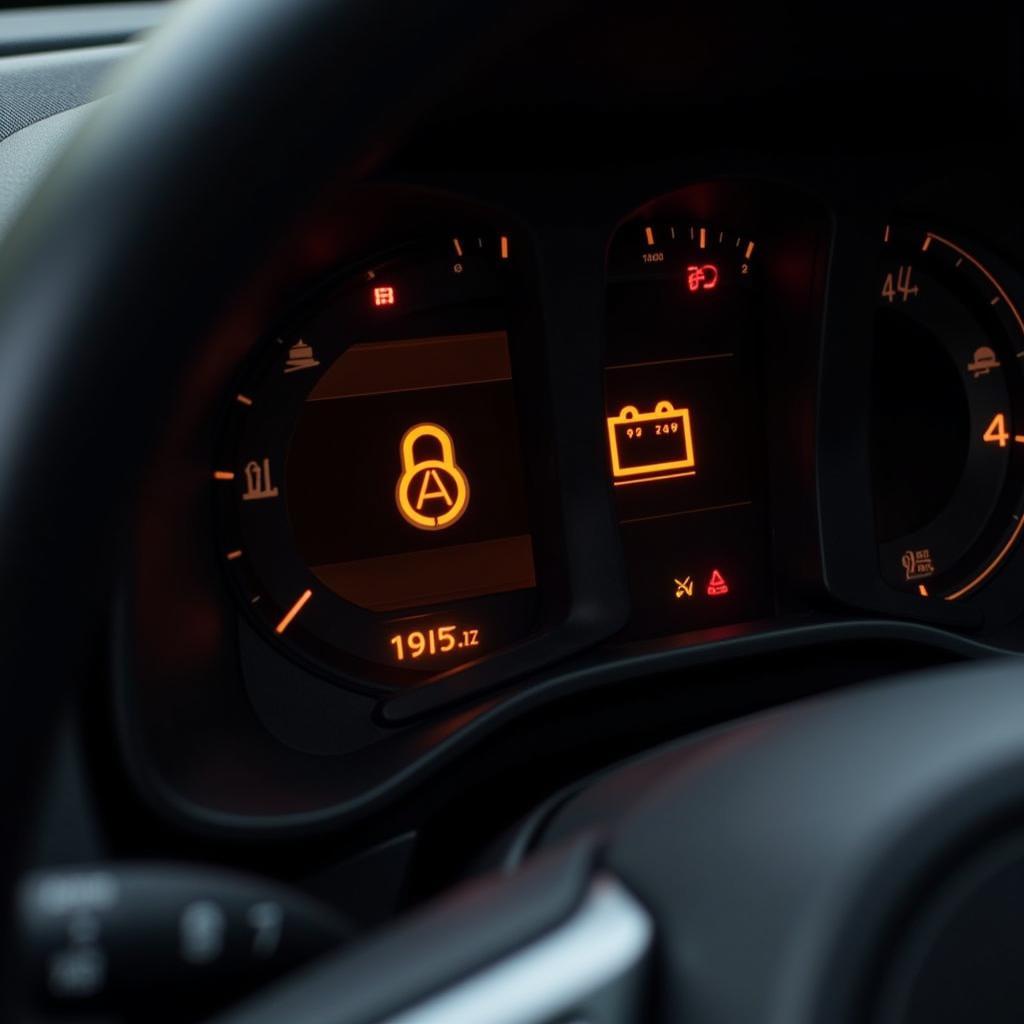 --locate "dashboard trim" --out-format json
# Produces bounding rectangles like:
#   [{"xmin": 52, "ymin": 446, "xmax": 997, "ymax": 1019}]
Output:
[{"xmin": 115, "ymin": 601, "xmax": 1011, "ymax": 839}]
